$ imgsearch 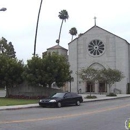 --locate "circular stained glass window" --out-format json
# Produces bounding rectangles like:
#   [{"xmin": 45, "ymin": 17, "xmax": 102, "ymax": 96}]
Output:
[{"xmin": 88, "ymin": 39, "xmax": 105, "ymax": 56}]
